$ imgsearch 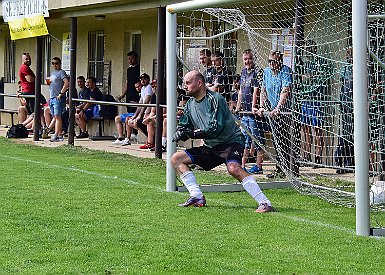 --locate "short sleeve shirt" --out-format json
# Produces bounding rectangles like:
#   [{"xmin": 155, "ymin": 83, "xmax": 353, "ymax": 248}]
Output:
[
  {"xmin": 19, "ymin": 64, "xmax": 35, "ymax": 93},
  {"xmin": 49, "ymin": 69, "xmax": 68, "ymax": 98},
  {"xmin": 262, "ymin": 65, "xmax": 292, "ymax": 109},
  {"xmin": 240, "ymin": 67, "xmax": 259, "ymax": 111}
]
